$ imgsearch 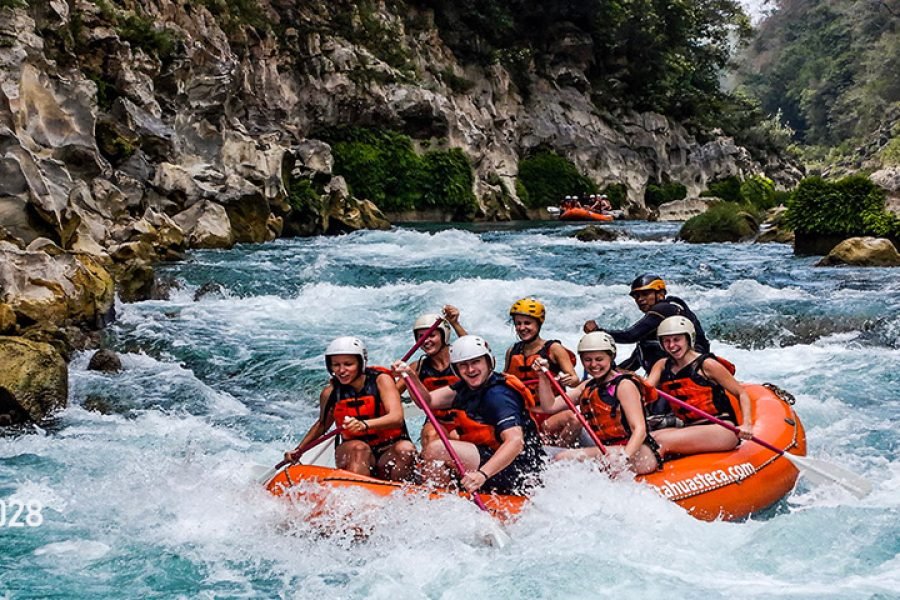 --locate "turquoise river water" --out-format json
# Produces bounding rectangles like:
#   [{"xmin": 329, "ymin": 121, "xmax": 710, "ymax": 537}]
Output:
[{"xmin": 1, "ymin": 221, "xmax": 898, "ymax": 598}]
